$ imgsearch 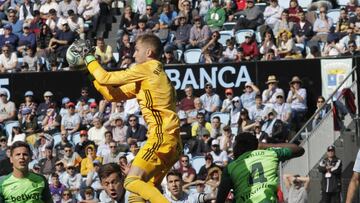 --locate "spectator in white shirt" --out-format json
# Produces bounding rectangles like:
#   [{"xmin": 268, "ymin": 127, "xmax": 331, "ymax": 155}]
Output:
[
  {"xmin": 287, "ymin": 76, "xmax": 307, "ymax": 131},
  {"xmin": 66, "ymin": 9, "xmax": 84, "ymax": 39},
  {"xmin": 40, "ymin": 0, "xmax": 59, "ymax": 19},
  {"xmin": 0, "ymin": 44, "xmax": 17, "ymax": 73},
  {"xmin": 88, "ymin": 117, "xmax": 107, "ymax": 146},
  {"xmin": 264, "ymin": 0, "xmax": 283, "ymax": 29},
  {"xmin": 209, "ymin": 139, "xmax": 228, "ymax": 167},
  {"xmin": 262, "ymin": 75, "xmax": 284, "ymax": 106},
  {"xmin": 200, "ymin": 82, "xmax": 221, "ymax": 114},
  {"xmin": 219, "ymin": 38, "xmax": 237, "ymax": 63}
]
